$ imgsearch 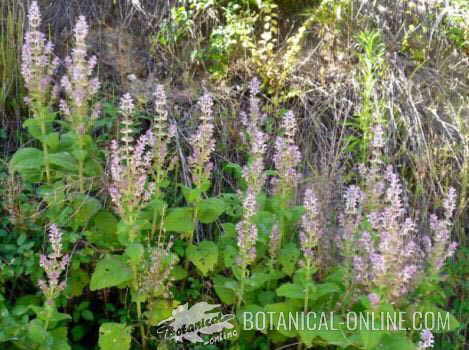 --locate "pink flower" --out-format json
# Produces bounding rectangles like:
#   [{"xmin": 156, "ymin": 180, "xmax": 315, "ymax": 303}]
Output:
[
  {"xmin": 189, "ymin": 93, "xmax": 216, "ymax": 187},
  {"xmin": 272, "ymin": 111, "xmax": 301, "ymax": 199},
  {"xmin": 300, "ymin": 188, "xmax": 323, "ymax": 264},
  {"xmin": 39, "ymin": 225, "xmax": 69, "ymax": 301},
  {"xmin": 417, "ymin": 329, "xmax": 434, "ymax": 349}
]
